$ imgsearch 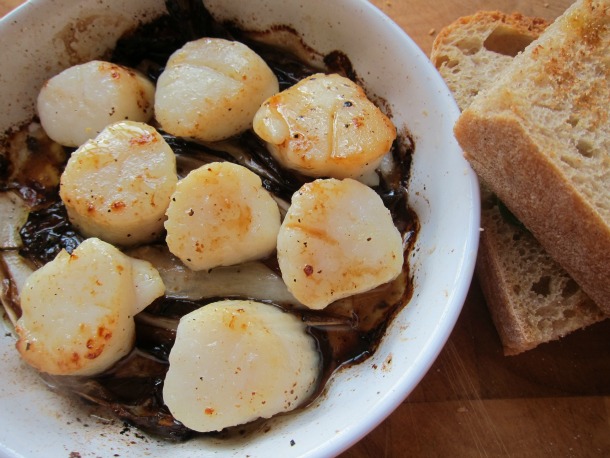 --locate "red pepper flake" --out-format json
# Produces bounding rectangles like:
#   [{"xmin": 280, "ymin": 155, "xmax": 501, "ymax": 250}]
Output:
[
  {"xmin": 228, "ymin": 315, "xmax": 237, "ymax": 330},
  {"xmin": 129, "ymin": 132, "xmax": 156, "ymax": 146},
  {"xmin": 205, "ymin": 408, "xmax": 215, "ymax": 415},
  {"xmin": 98, "ymin": 326, "xmax": 112, "ymax": 340},
  {"xmin": 303, "ymin": 265, "xmax": 314, "ymax": 276},
  {"xmin": 111, "ymin": 201, "xmax": 126, "ymax": 210},
  {"xmin": 352, "ymin": 116, "xmax": 365, "ymax": 128}
]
